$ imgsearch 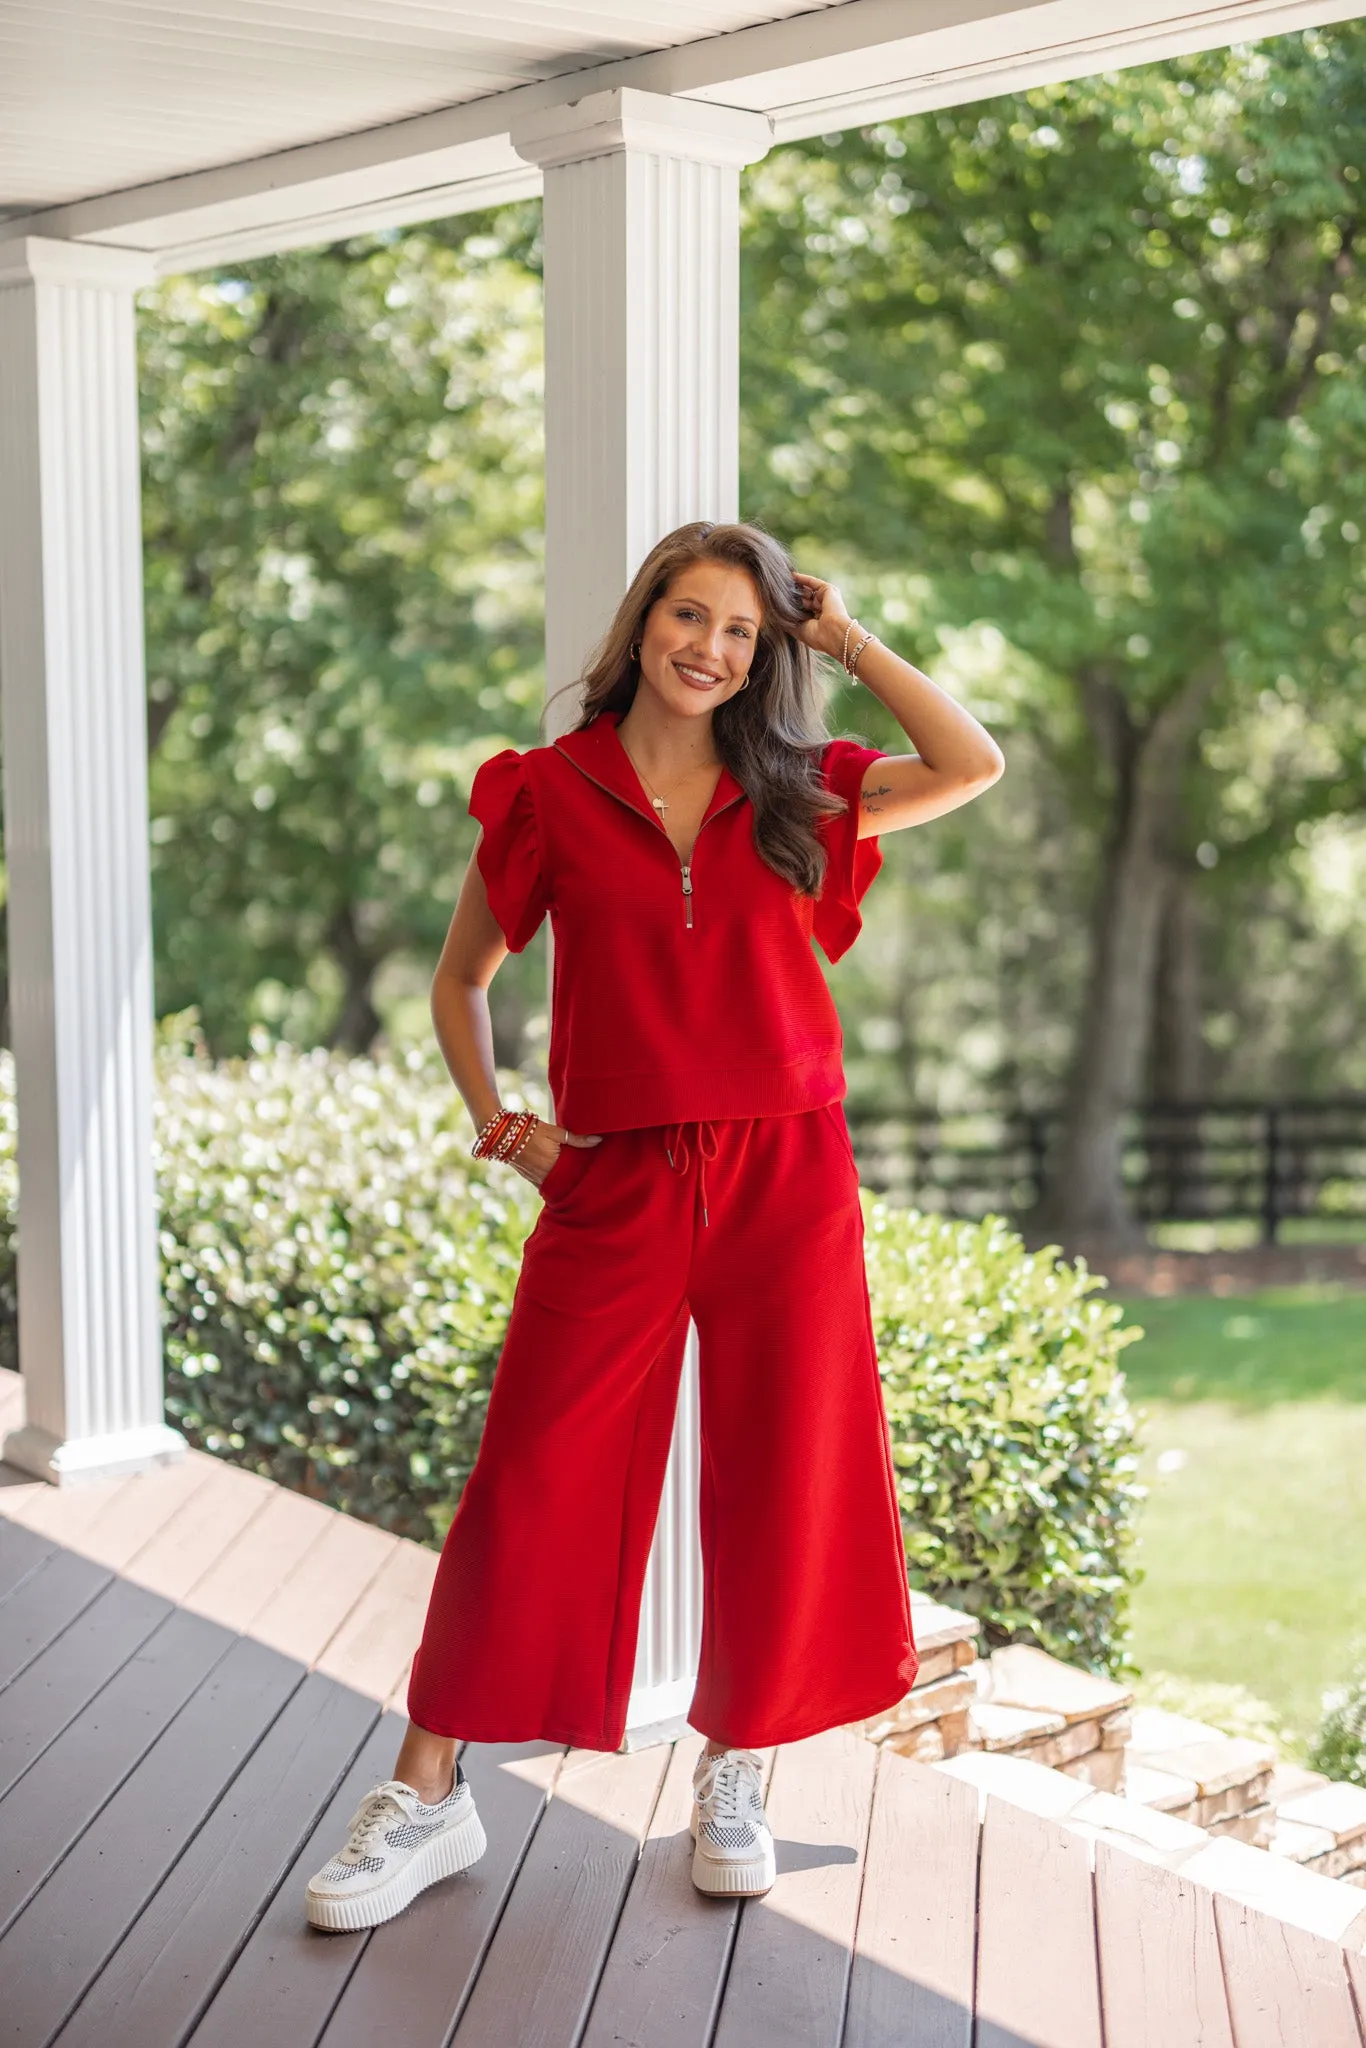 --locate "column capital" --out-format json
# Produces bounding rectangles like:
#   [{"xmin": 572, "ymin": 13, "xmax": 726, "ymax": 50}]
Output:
[
  {"xmin": 511, "ymin": 88, "xmax": 772, "ymax": 174},
  {"xmin": 0, "ymin": 236, "xmax": 155, "ymax": 292}
]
